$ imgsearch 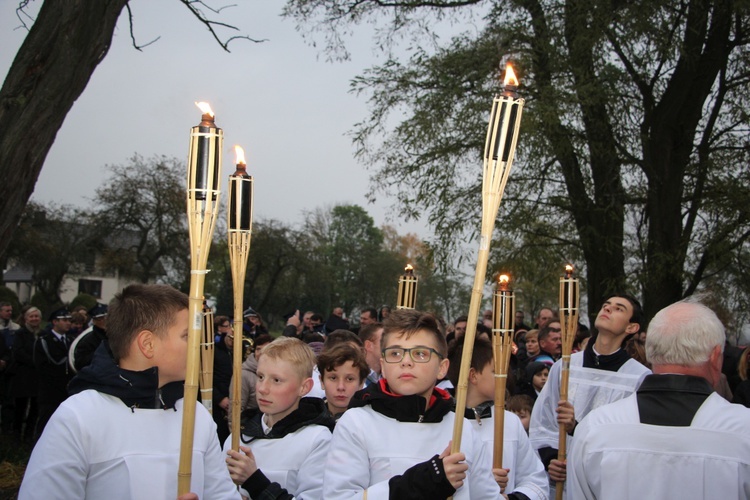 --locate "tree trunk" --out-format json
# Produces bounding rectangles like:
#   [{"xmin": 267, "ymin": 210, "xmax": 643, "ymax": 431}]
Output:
[{"xmin": 0, "ymin": 0, "xmax": 128, "ymax": 259}]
